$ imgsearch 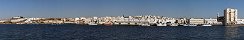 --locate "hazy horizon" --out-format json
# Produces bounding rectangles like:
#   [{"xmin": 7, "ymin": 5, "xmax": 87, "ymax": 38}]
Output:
[{"xmin": 0, "ymin": 0, "xmax": 243, "ymax": 18}]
